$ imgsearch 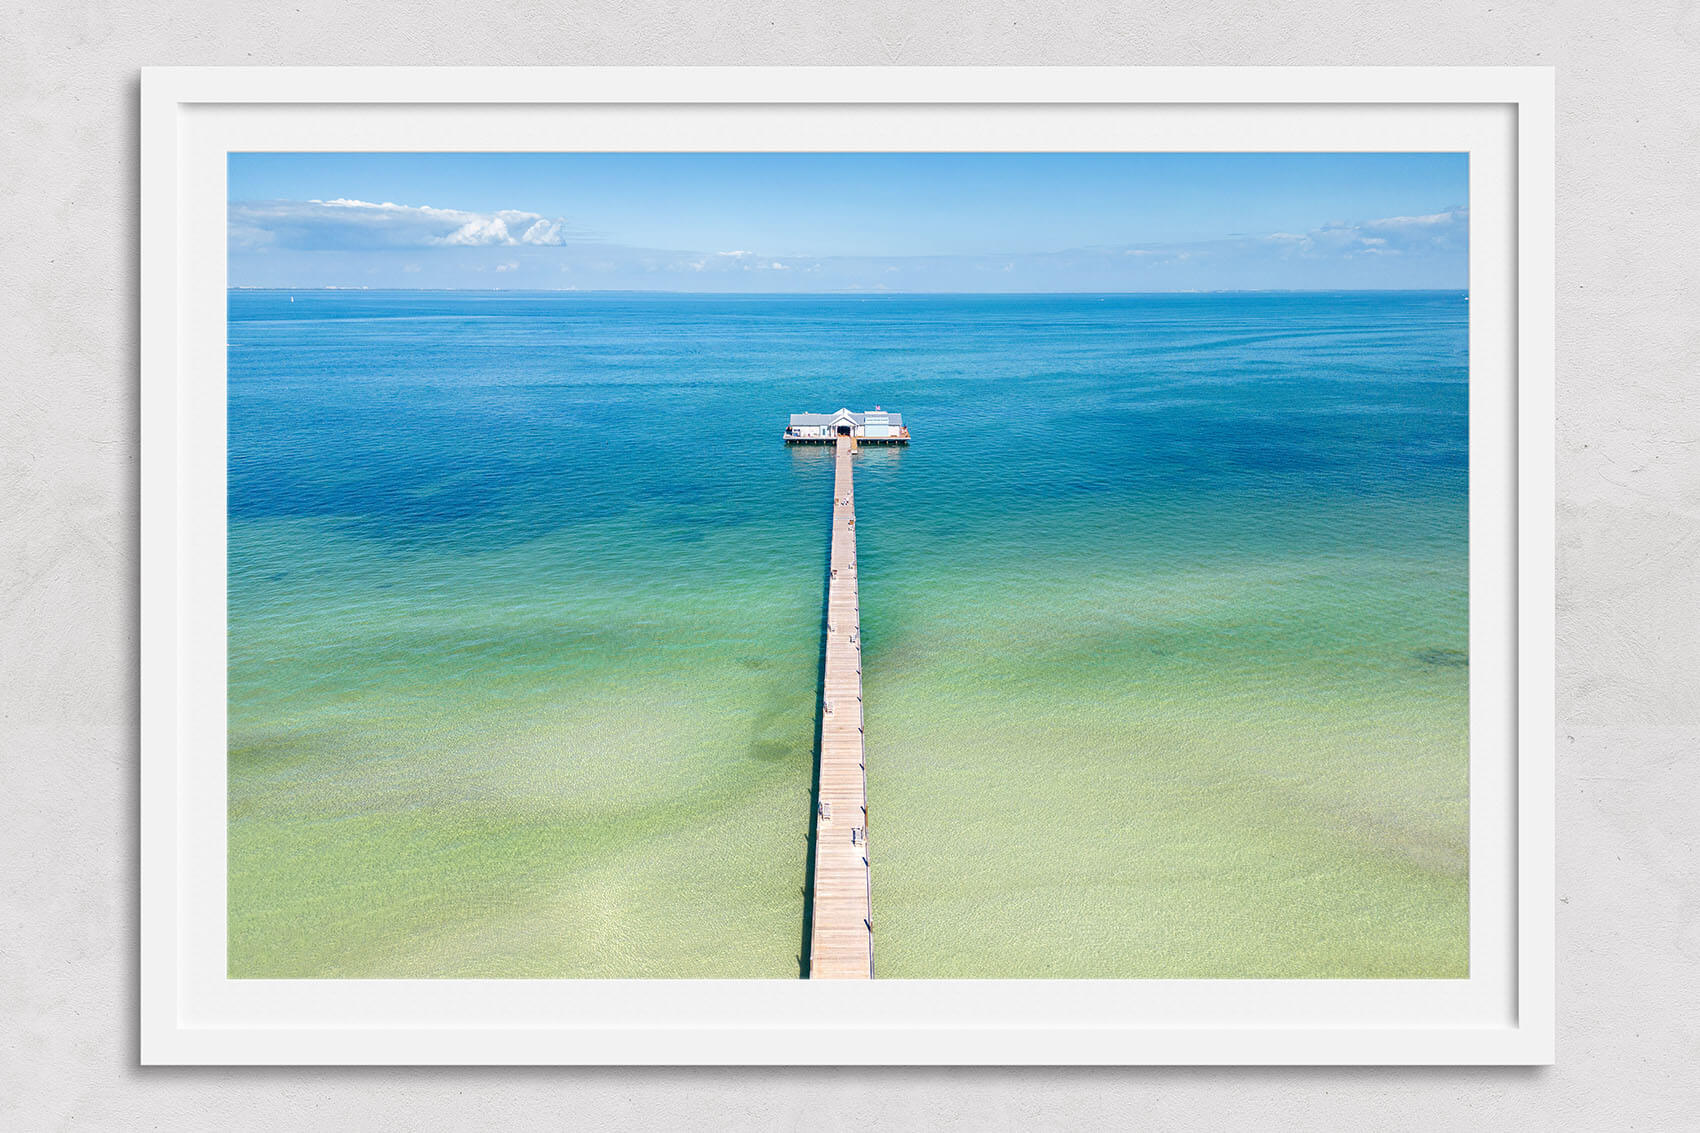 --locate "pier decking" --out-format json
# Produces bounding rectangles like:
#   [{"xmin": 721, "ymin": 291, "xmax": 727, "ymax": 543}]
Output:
[
  {"xmin": 808, "ymin": 435, "xmax": 874, "ymax": 979},
  {"xmin": 783, "ymin": 431, "xmax": 909, "ymax": 445}
]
